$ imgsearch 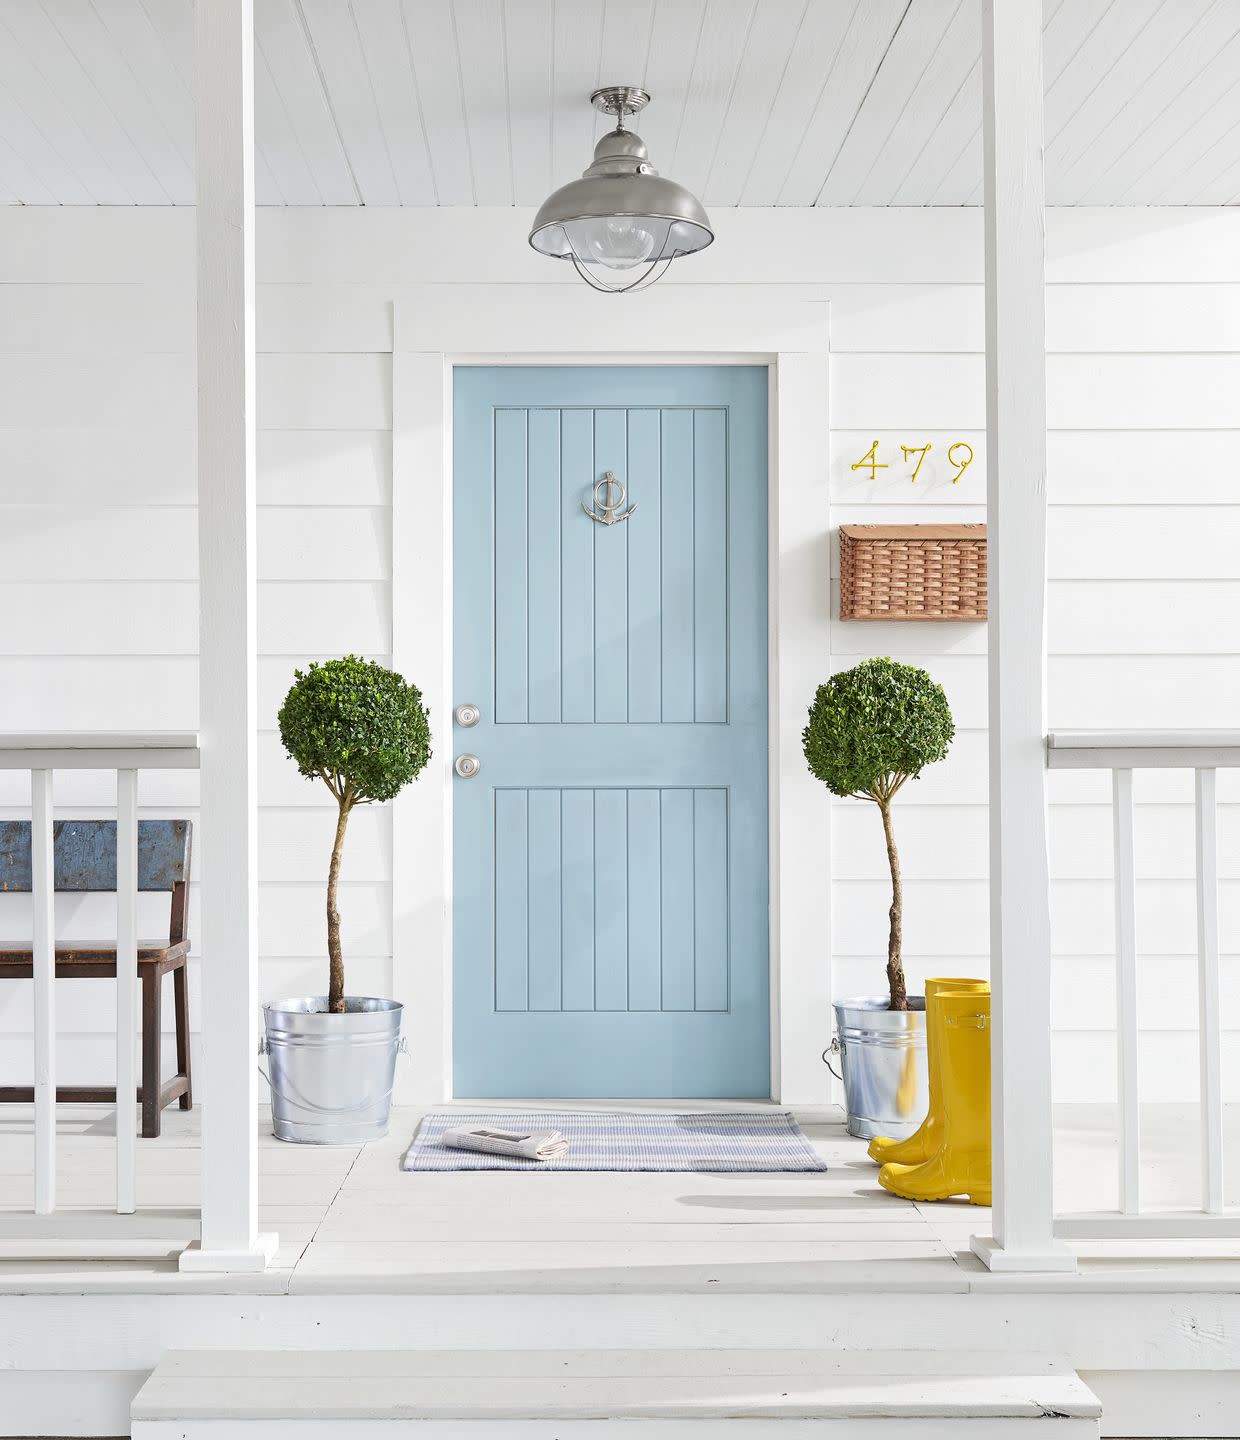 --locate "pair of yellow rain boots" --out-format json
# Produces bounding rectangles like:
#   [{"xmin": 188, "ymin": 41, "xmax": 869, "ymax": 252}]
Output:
[{"xmin": 868, "ymin": 978, "xmax": 992, "ymax": 1206}]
